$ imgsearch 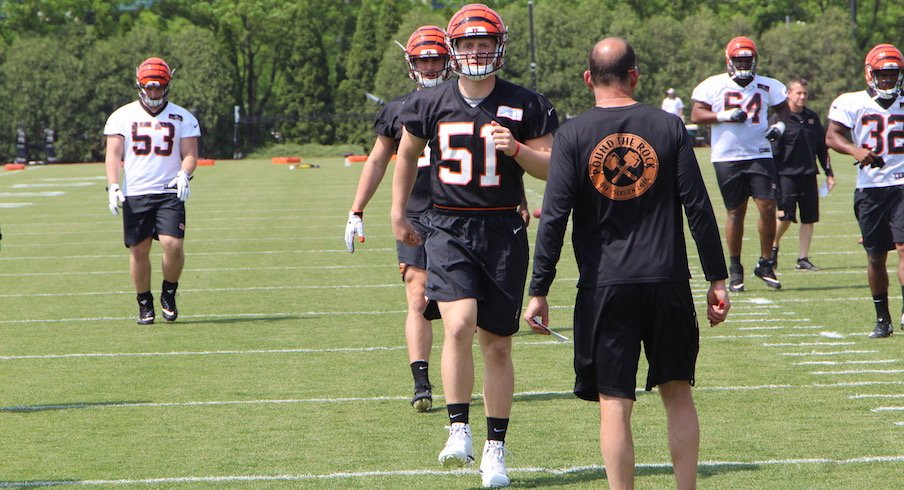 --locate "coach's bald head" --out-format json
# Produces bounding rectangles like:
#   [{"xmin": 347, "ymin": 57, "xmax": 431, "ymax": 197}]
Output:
[{"xmin": 587, "ymin": 37, "xmax": 637, "ymax": 88}]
